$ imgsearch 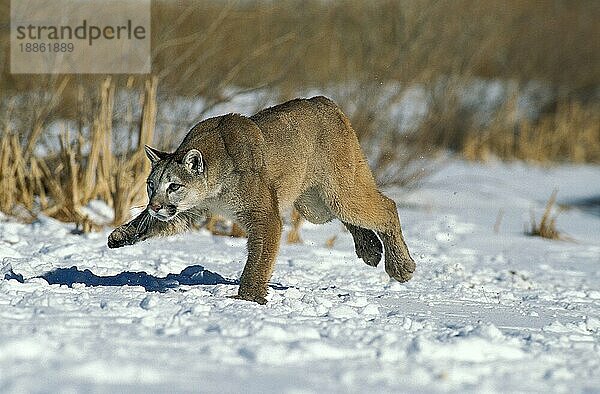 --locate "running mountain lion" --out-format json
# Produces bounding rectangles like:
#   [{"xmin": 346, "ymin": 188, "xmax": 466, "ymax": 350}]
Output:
[{"xmin": 108, "ymin": 96, "xmax": 416, "ymax": 304}]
